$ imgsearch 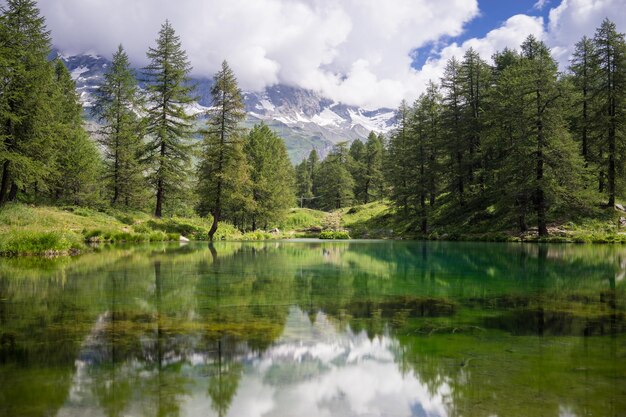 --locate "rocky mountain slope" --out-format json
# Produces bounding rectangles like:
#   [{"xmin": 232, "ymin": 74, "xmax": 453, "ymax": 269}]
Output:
[{"xmin": 58, "ymin": 52, "xmax": 396, "ymax": 162}]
